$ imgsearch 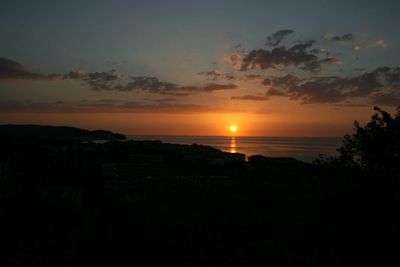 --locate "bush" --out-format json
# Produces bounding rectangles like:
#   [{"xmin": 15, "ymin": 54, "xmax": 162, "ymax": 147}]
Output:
[{"xmin": 337, "ymin": 106, "xmax": 400, "ymax": 174}]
